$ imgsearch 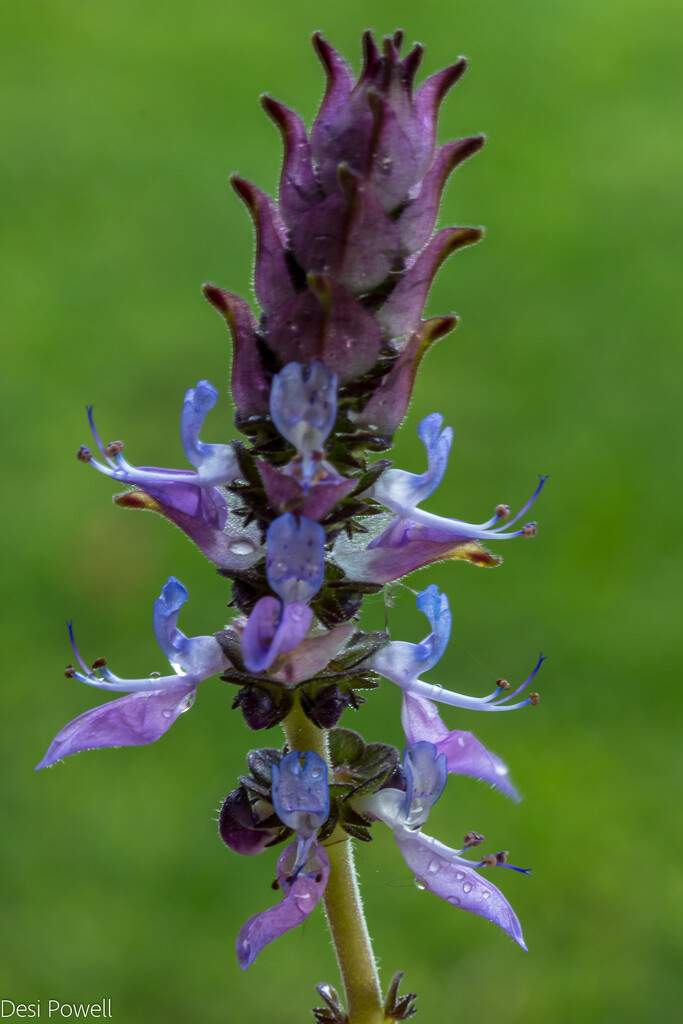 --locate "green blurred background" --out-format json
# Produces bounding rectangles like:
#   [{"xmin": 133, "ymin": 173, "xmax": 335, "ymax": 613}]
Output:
[{"xmin": 2, "ymin": 0, "xmax": 681, "ymax": 1021}]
